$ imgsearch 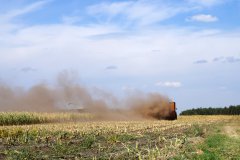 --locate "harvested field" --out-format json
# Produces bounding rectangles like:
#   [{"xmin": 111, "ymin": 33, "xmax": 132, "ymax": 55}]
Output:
[{"xmin": 0, "ymin": 114, "xmax": 239, "ymax": 159}]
